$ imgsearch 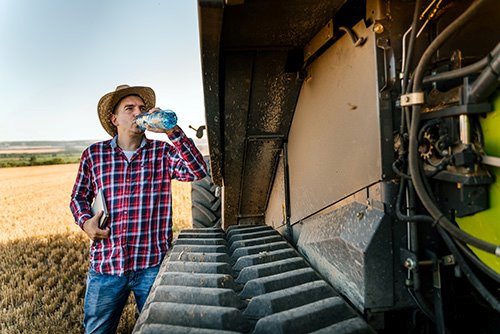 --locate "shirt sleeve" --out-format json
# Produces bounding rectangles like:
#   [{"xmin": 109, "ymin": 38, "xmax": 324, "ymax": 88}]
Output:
[
  {"xmin": 69, "ymin": 150, "xmax": 94, "ymax": 230},
  {"xmin": 167, "ymin": 127, "xmax": 209, "ymax": 181}
]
